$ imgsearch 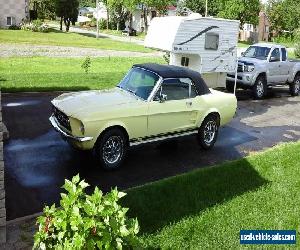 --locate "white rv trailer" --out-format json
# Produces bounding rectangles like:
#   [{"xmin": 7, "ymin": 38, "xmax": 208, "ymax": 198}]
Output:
[{"xmin": 144, "ymin": 14, "xmax": 240, "ymax": 88}]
